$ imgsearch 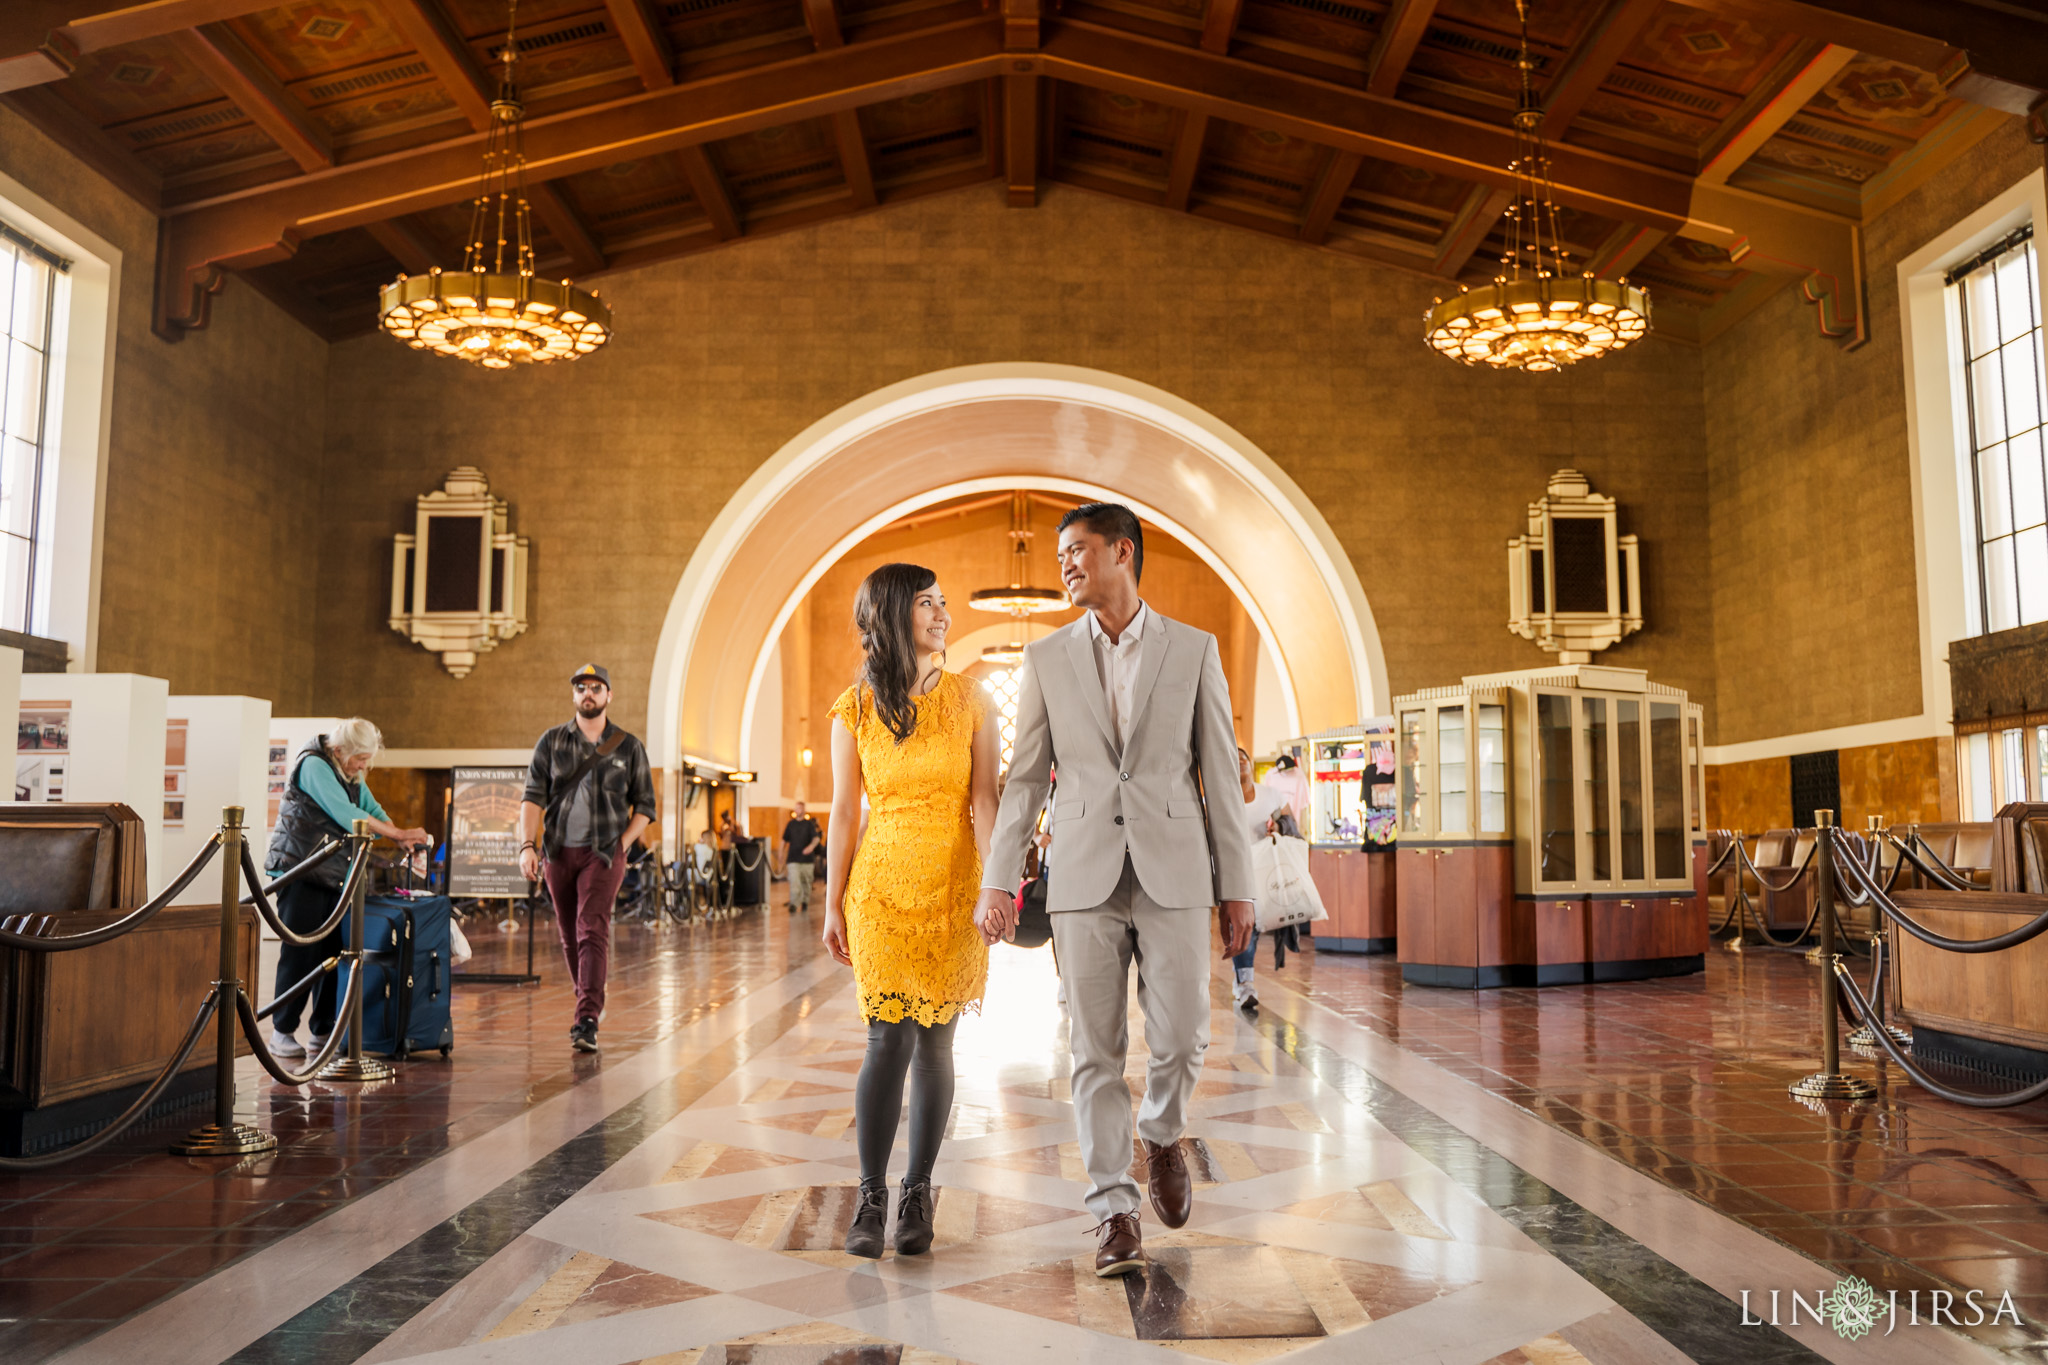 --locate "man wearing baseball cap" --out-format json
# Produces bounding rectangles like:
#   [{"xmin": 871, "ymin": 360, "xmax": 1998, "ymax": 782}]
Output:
[{"xmin": 519, "ymin": 663, "xmax": 657, "ymax": 1053}]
